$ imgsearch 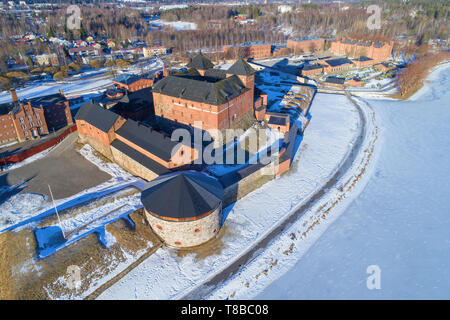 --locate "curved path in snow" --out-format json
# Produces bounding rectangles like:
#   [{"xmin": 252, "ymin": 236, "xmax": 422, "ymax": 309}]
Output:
[{"xmin": 179, "ymin": 91, "xmax": 372, "ymax": 299}]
